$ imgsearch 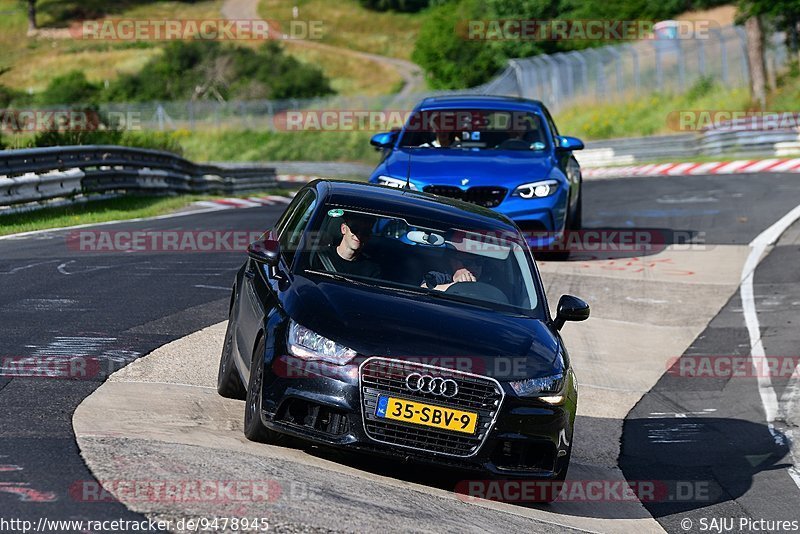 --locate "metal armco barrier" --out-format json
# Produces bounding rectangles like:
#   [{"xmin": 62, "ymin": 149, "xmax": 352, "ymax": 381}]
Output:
[
  {"xmin": 0, "ymin": 145, "xmax": 277, "ymax": 209},
  {"xmin": 576, "ymin": 129, "xmax": 800, "ymax": 168}
]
